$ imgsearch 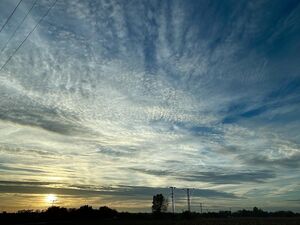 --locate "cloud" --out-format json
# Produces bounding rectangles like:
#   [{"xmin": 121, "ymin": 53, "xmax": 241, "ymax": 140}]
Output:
[
  {"xmin": 130, "ymin": 168, "xmax": 276, "ymax": 184},
  {"xmin": 180, "ymin": 170, "xmax": 276, "ymax": 184},
  {"xmin": 0, "ymin": 180, "xmax": 60, "ymax": 186},
  {"xmin": 0, "ymin": 181, "xmax": 237, "ymax": 199},
  {"xmin": 287, "ymin": 199, "xmax": 300, "ymax": 202},
  {"xmin": 0, "ymin": 0, "xmax": 299, "ymax": 211},
  {"xmin": 0, "ymin": 164, "xmax": 45, "ymax": 174},
  {"xmin": 0, "ymin": 104, "xmax": 80, "ymax": 135},
  {"xmin": 245, "ymin": 154, "xmax": 300, "ymax": 168}
]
